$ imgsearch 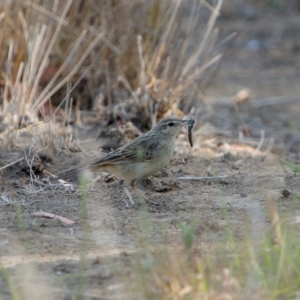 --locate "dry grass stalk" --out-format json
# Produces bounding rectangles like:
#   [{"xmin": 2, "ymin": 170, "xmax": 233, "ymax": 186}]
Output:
[
  {"xmin": 0, "ymin": 0, "xmax": 103, "ymax": 155},
  {"xmin": 0, "ymin": 0, "xmax": 223, "ymax": 179},
  {"xmin": 266, "ymin": 193, "xmax": 282, "ymax": 247},
  {"xmin": 61, "ymin": 1, "xmax": 223, "ymax": 126},
  {"xmin": 0, "ymin": 0, "xmax": 222, "ymax": 127},
  {"xmin": 135, "ymin": 246, "xmax": 240, "ymax": 300}
]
